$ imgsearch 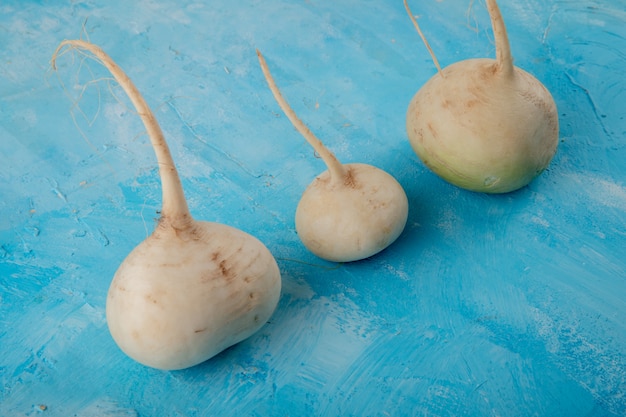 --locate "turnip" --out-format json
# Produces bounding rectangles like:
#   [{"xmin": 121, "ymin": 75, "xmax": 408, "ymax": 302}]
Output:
[
  {"xmin": 404, "ymin": 0, "xmax": 559, "ymax": 193},
  {"xmin": 51, "ymin": 40, "xmax": 281, "ymax": 370},
  {"xmin": 256, "ymin": 50, "xmax": 408, "ymax": 262}
]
